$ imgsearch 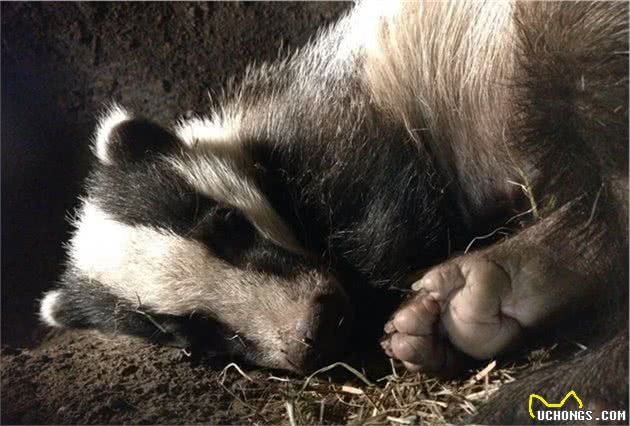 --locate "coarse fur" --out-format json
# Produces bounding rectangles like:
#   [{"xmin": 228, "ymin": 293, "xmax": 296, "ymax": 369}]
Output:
[{"xmin": 40, "ymin": 1, "xmax": 628, "ymax": 422}]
